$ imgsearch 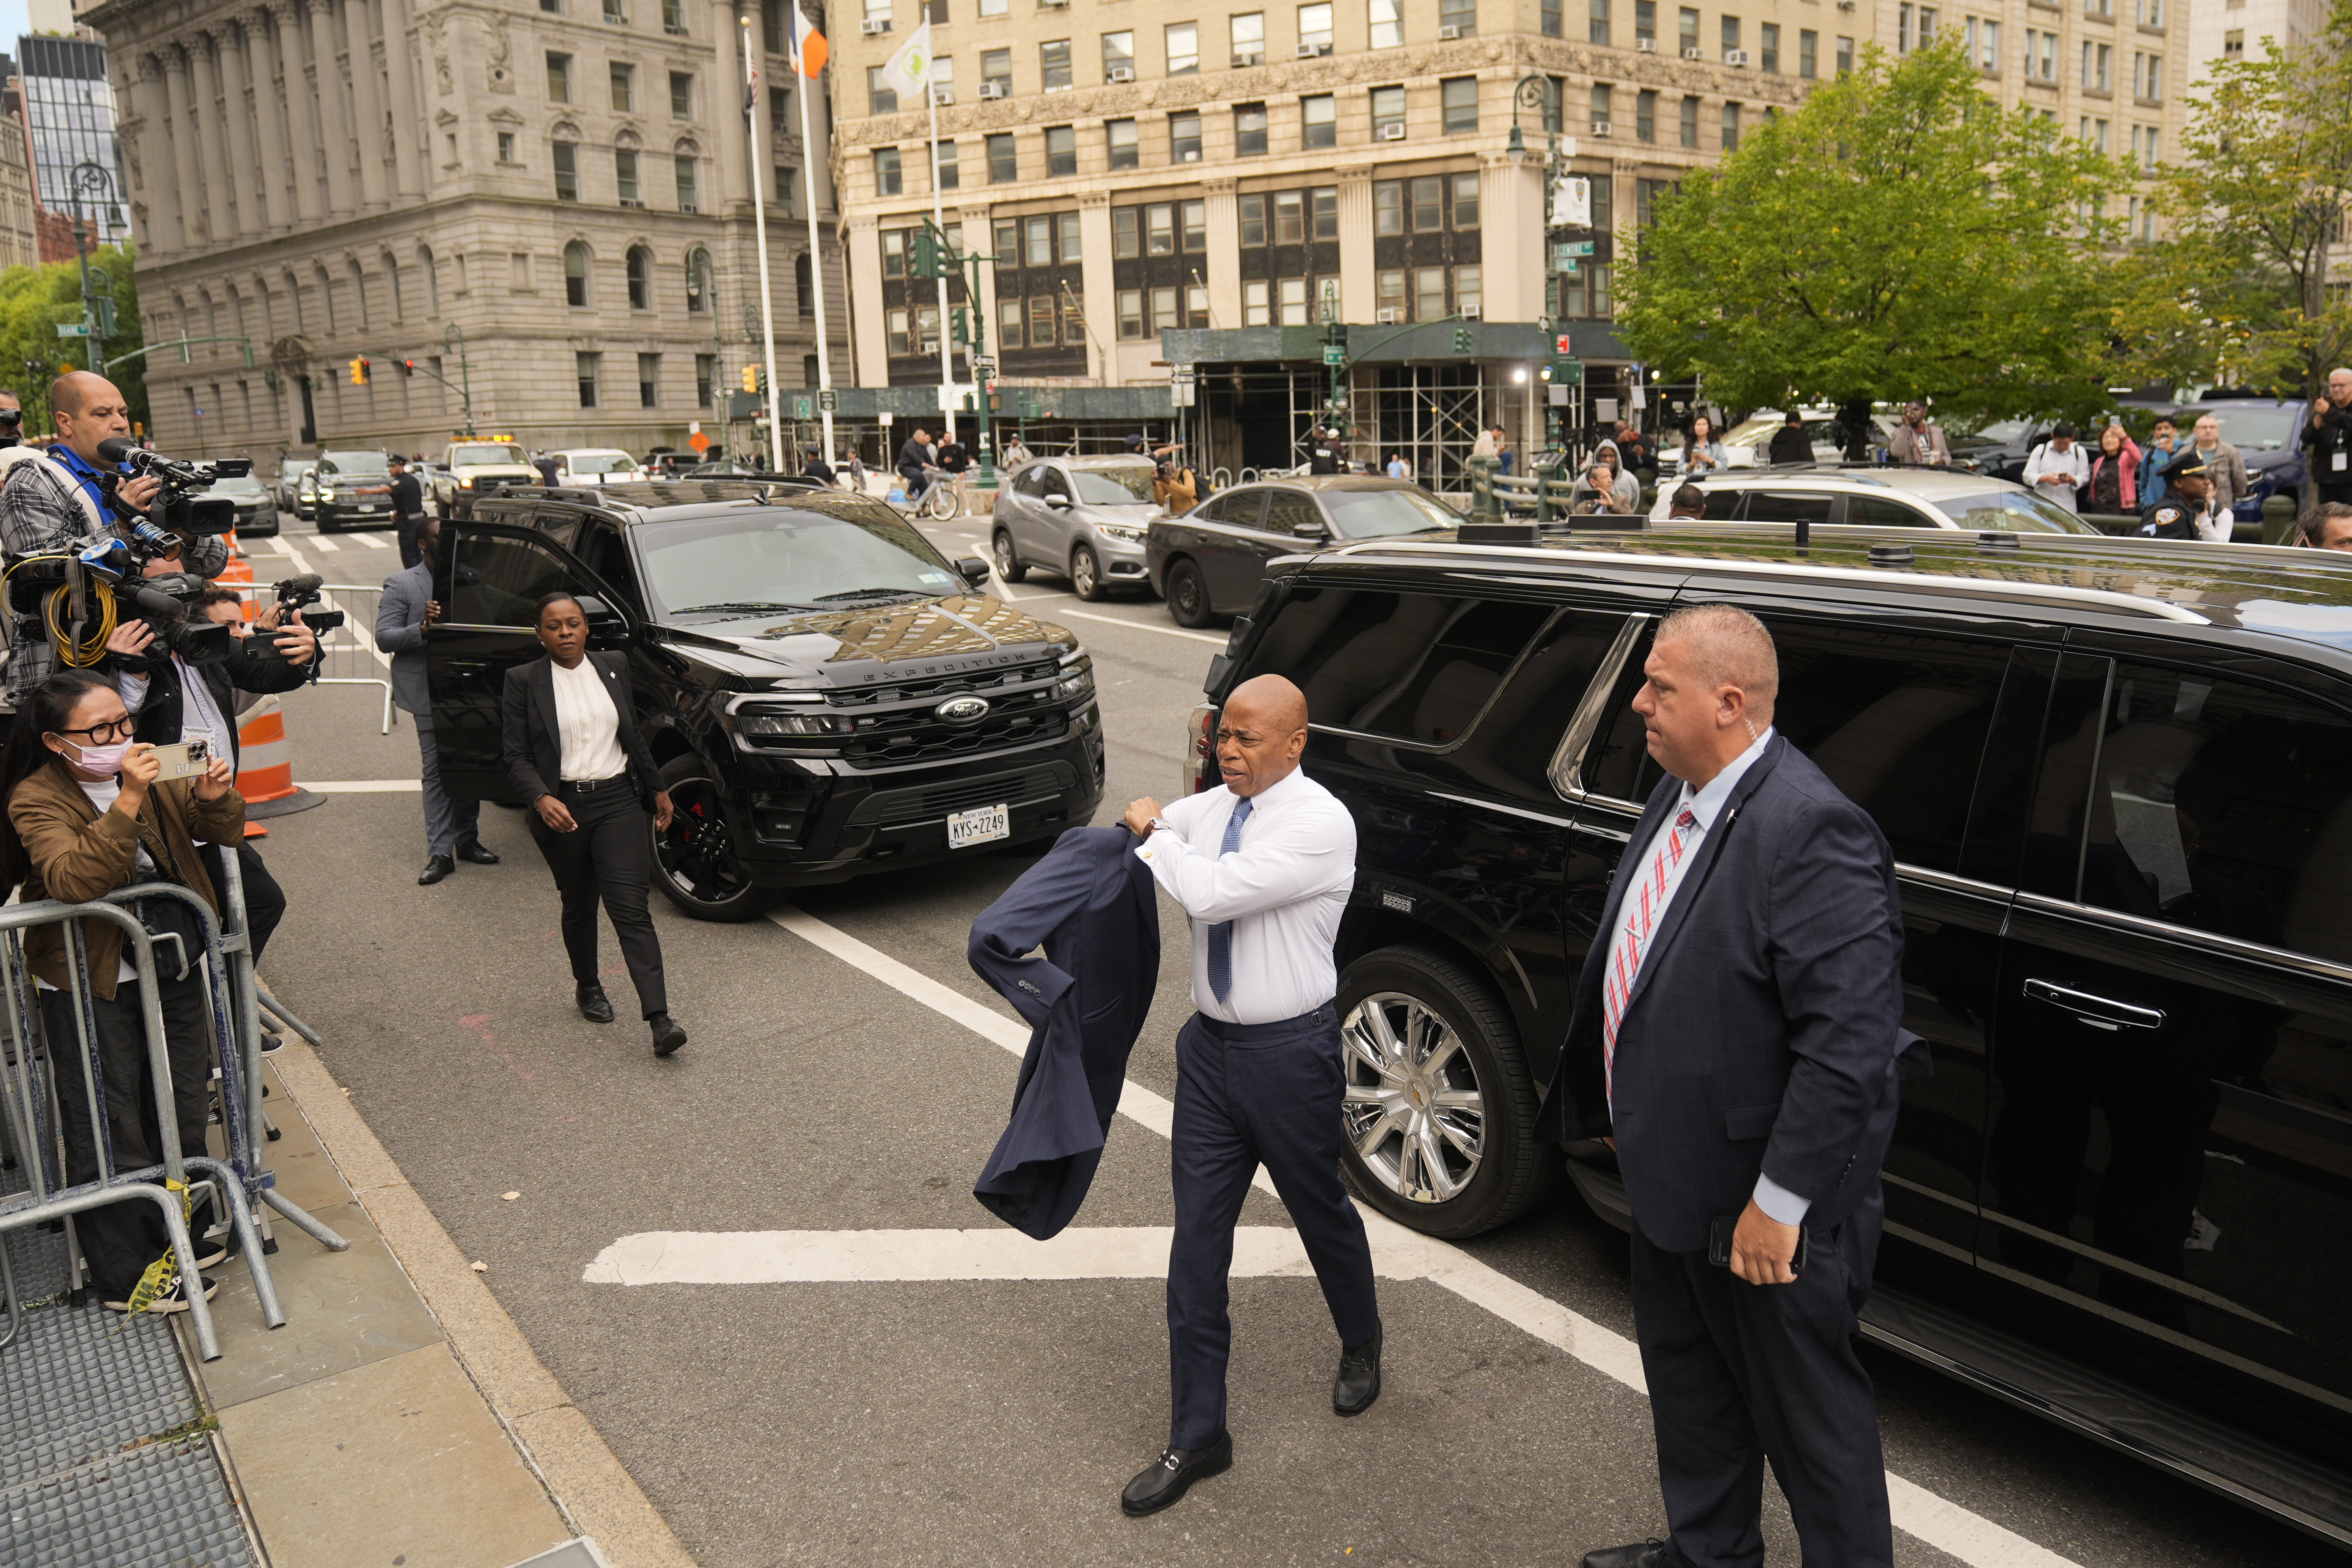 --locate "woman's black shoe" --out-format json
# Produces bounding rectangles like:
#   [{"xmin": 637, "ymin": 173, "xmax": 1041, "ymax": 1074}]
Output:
[
  {"xmin": 1120, "ymin": 1432, "xmax": 1231, "ymax": 1516},
  {"xmin": 577, "ymin": 984, "xmax": 616, "ymax": 1023},
  {"xmin": 650, "ymin": 1014, "xmax": 688, "ymax": 1056}
]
